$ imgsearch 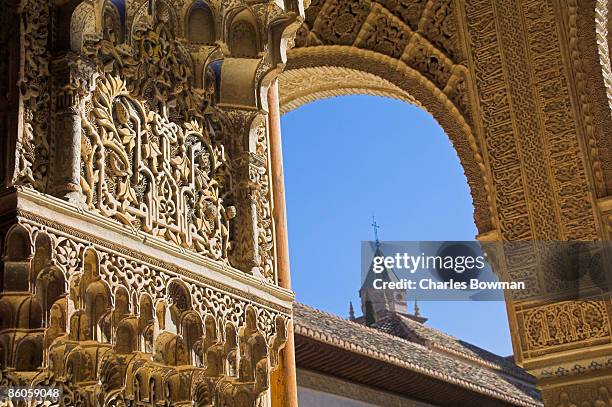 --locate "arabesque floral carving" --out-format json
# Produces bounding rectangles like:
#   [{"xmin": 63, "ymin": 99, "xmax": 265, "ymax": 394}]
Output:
[{"xmin": 81, "ymin": 74, "xmax": 235, "ymax": 262}]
